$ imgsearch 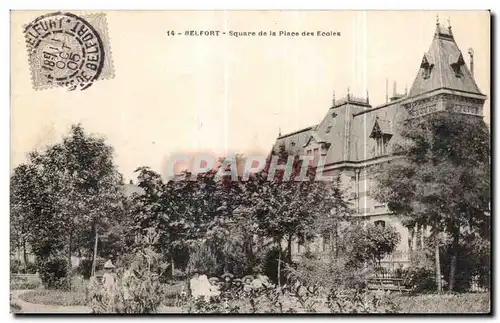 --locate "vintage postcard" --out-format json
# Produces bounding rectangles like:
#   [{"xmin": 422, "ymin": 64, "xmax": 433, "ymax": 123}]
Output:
[{"xmin": 10, "ymin": 10, "xmax": 491, "ymax": 314}]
